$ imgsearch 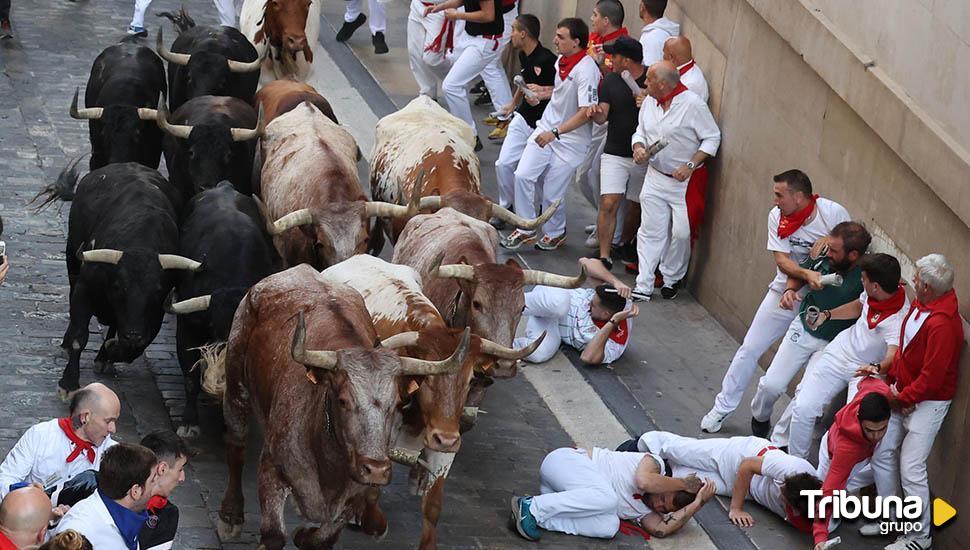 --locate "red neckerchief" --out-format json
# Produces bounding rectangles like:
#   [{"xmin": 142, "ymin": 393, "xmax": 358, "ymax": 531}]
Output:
[
  {"xmin": 588, "ymin": 27, "xmax": 629, "ymax": 71},
  {"xmin": 147, "ymin": 495, "xmax": 169, "ymax": 514},
  {"xmin": 593, "ymin": 318, "xmax": 629, "ymax": 345},
  {"xmin": 655, "ymin": 82, "xmax": 688, "ymax": 107},
  {"xmin": 424, "ymin": 18, "xmax": 456, "ymax": 54},
  {"xmin": 678, "ymin": 59, "xmax": 696, "ymax": 75},
  {"xmin": 57, "ymin": 417, "xmax": 95, "ymax": 464},
  {"xmin": 866, "ymin": 286, "xmax": 906, "ymax": 329},
  {"xmin": 785, "ymin": 502, "xmax": 813, "ymax": 534},
  {"xmin": 0, "ymin": 531, "xmax": 17, "ymax": 550},
  {"xmin": 558, "ymin": 50, "xmax": 587, "ymax": 80},
  {"xmin": 618, "ymin": 519, "xmax": 651, "ymax": 540},
  {"xmin": 777, "ymin": 194, "xmax": 819, "ymax": 238}
]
